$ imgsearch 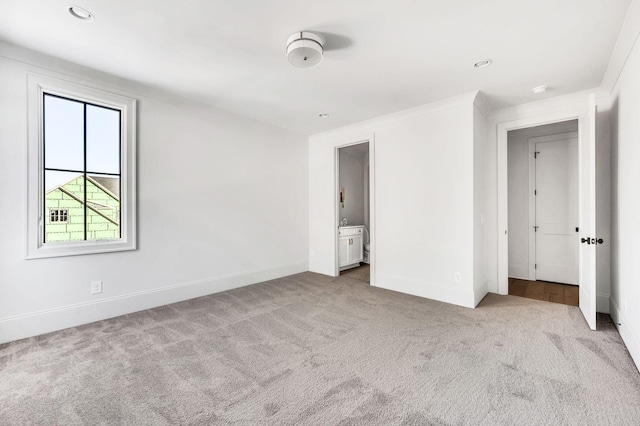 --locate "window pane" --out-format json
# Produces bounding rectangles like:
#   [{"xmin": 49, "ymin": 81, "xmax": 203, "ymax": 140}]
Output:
[
  {"xmin": 44, "ymin": 171, "xmax": 85, "ymax": 243},
  {"xmin": 44, "ymin": 95, "xmax": 84, "ymax": 171},
  {"xmin": 87, "ymin": 105, "xmax": 120, "ymax": 174},
  {"xmin": 87, "ymin": 174, "xmax": 121, "ymax": 240}
]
